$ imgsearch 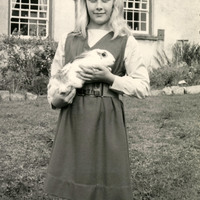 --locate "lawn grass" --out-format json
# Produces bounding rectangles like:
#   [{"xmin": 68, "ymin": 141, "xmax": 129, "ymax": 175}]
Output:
[{"xmin": 0, "ymin": 94, "xmax": 200, "ymax": 200}]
